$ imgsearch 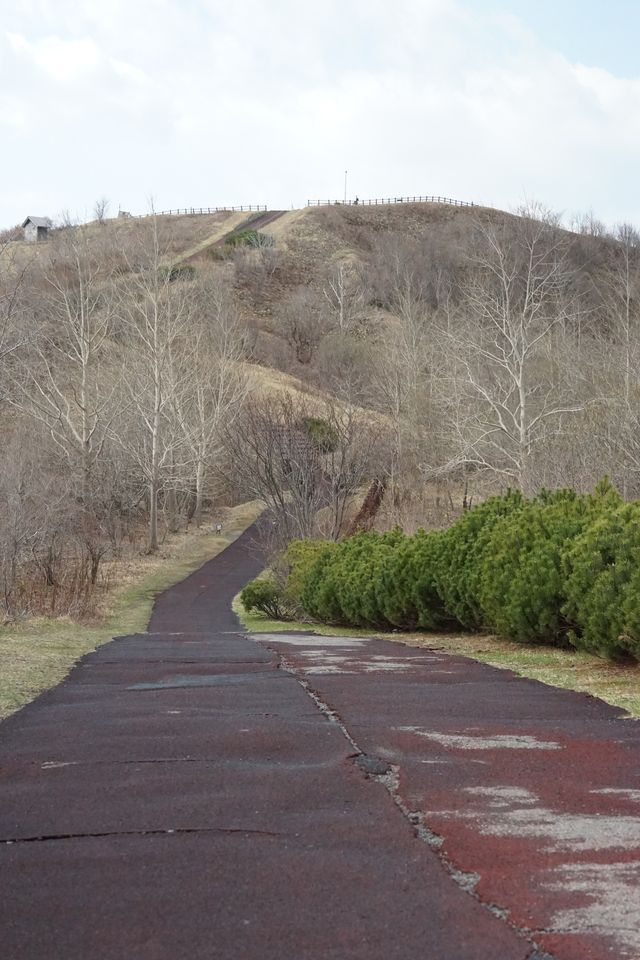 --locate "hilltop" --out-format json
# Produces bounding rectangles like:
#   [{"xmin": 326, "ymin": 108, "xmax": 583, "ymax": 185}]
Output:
[{"xmin": 6, "ymin": 198, "xmax": 514, "ymax": 399}]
